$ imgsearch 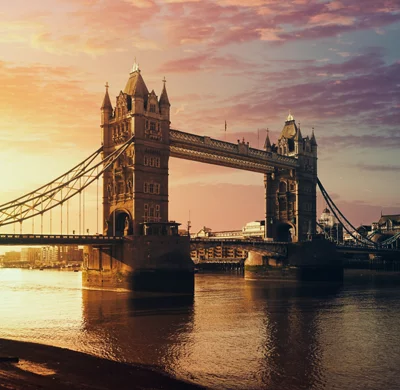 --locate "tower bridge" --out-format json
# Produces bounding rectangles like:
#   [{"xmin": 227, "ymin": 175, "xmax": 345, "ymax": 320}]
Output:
[{"xmin": 0, "ymin": 63, "xmax": 397, "ymax": 292}]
